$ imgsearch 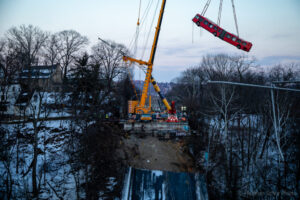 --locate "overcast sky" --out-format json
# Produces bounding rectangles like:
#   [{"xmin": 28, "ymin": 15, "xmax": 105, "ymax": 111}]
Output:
[{"xmin": 1, "ymin": 0, "xmax": 300, "ymax": 81}]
